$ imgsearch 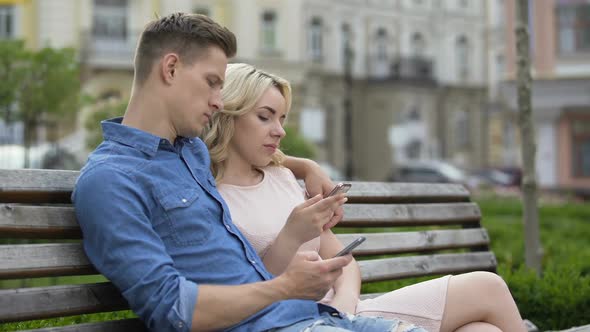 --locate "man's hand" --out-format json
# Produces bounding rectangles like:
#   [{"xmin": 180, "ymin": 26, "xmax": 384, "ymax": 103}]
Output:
[{"xmin": 273, "ymin": 251, "xmax": 352, "ymax": 301}]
